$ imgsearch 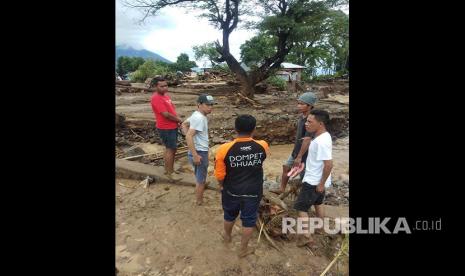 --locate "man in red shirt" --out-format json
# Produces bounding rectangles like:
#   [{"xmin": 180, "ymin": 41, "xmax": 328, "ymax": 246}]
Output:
[{"xmin": 150, "ymin": 77, "xmax": 183, "ymax": 182}]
